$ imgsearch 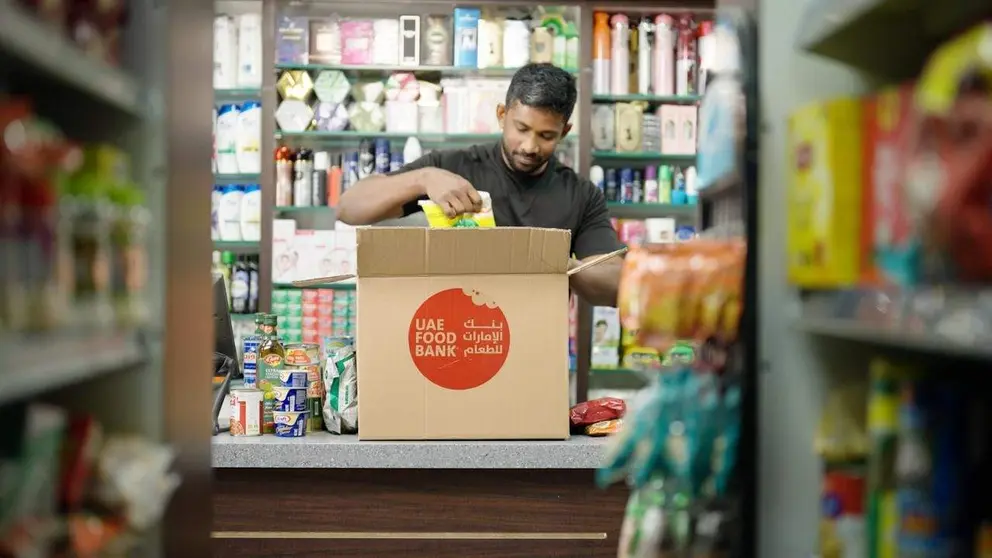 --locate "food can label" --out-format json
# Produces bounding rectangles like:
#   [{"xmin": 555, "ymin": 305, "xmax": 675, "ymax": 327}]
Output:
[
  {"xmin": 230, "ymin": 390, "xmax": 263, "ymax": 436},
  {"xmin": 242, "ymin": 335, "xmax": 261, "ymax": 388},
  {"xmin": 259, "ymin": 353, "xmax": 285, "ymax": 391}
]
